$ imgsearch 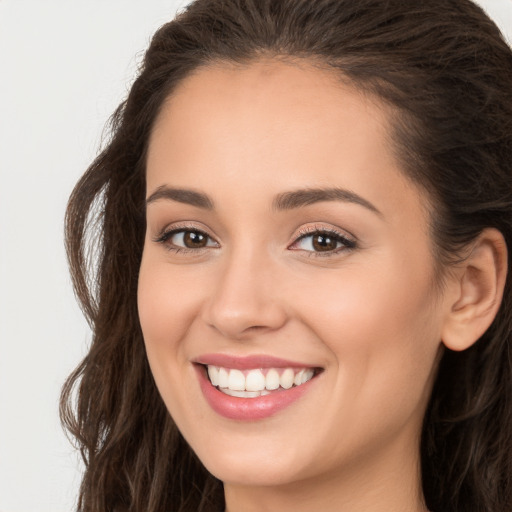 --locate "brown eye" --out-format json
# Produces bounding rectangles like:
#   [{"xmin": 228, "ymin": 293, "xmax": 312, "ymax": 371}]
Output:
[
  {"xmin": 155, "ymin": 228, "xmax": 218, "ymax": 251},
  {"xmin": 311, "ymin": 234, "xmax": 338, "ymax": 252},
  {"xmin": 291, "ymin": 229, "xmax": 356, "ymax": 255},
  {"xmin": 183, "ymin": 231, "xmax": 208, "ymax": 248}
]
